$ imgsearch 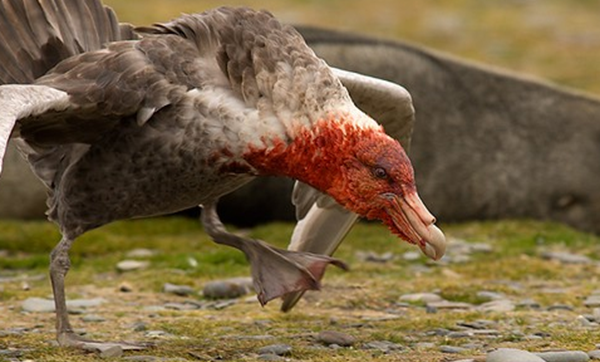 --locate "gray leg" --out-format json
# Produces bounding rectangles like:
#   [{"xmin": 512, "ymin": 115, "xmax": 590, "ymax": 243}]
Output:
[
  {"xmin": 201, "ymin": 203, "xmax": 347, "ymax": 306},
  {"xmin": 50, "ymin": 235, "xmax": 146, "ymax": 352},
  {"xmin": 49, "ymin": 236, "xmax": 78, "ymax": 346}
]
